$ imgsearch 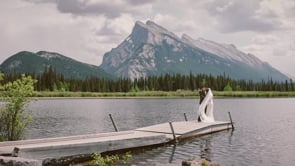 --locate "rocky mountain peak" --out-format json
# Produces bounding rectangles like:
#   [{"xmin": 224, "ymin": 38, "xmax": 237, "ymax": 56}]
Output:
[
  {"xmin": 100, "ymin": 21, "xmax": 288, "ymax": 81},
  {"xmin": 146, "ymin": 20, "xmax": 170, "ymax": 34},
  {"xmin": 134, "ymin": 20, "xmax": 172, "ymax": 35},
  {"xmin": 131, "ymin": 20, "xmax": 181, "ymax": 45}
]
